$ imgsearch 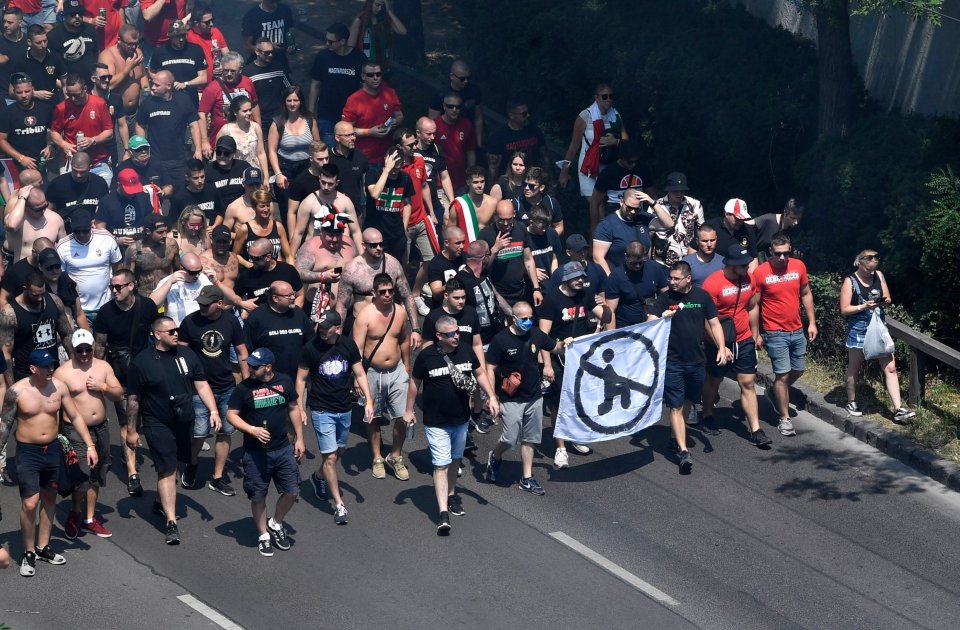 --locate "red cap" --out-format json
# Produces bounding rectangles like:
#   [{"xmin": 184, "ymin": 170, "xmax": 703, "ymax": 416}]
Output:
[{"xmin": 117, "ymin": 168, "xmax": 142, "ymax": 196}]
